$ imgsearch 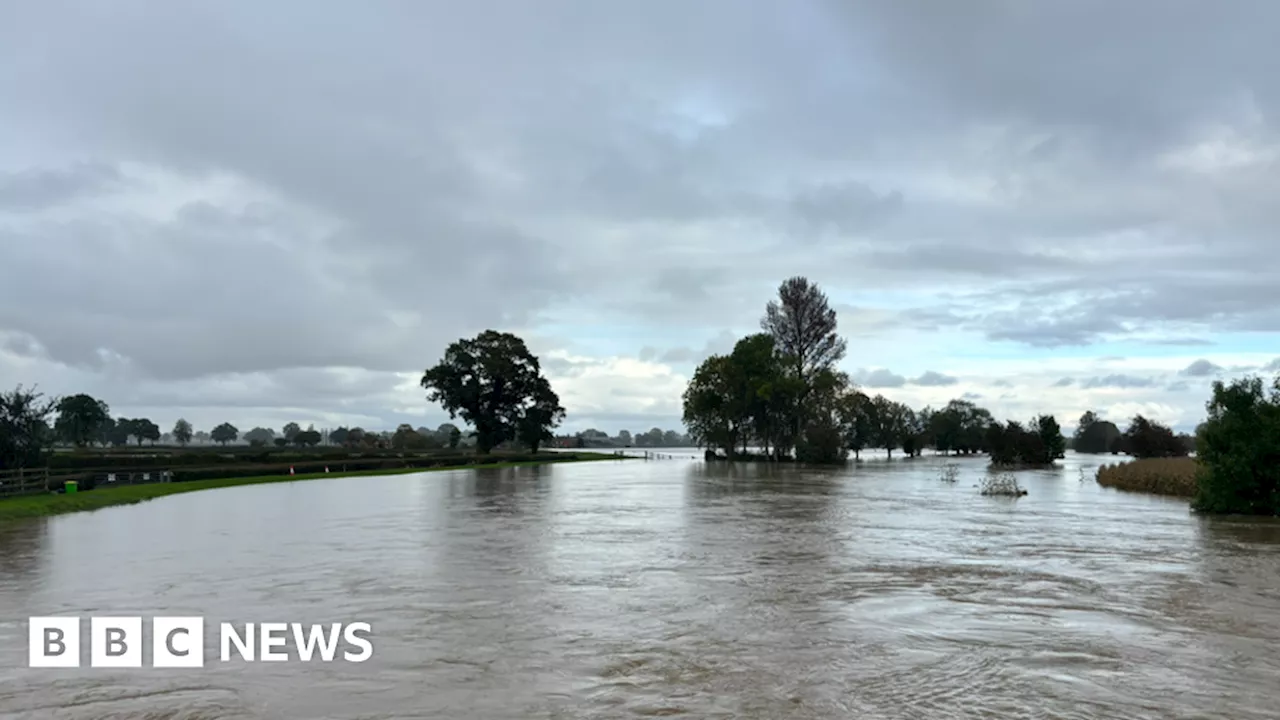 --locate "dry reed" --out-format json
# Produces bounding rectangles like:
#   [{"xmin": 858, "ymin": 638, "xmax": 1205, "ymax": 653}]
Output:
[{"xmin": 1095, "ymin": 457, "xmax": 1200, "ymax": 497}]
